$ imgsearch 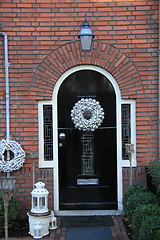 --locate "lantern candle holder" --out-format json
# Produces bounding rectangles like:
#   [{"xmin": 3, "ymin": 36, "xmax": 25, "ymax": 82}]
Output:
[
  {"xmin": 50, "ymin": 213, "xmax": 57, "ymax": 230},
  {"xmin": 31, "ymin": 182, "xmax": 49, "ymax": 214},
  {"xmin": 34, "ymin": 222, "xmax": 43, "ymax": 239},
  {"xmin": 27, "ymin": 182, "xmax": 57, "ymax": 239}
]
